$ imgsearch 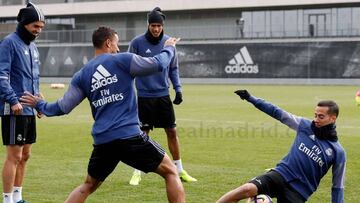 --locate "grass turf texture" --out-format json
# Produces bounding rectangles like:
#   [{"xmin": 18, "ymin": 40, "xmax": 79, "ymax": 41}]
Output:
[{"xmin": 0, "ymin": 84, "xmax": 359, "ymax": 202}]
